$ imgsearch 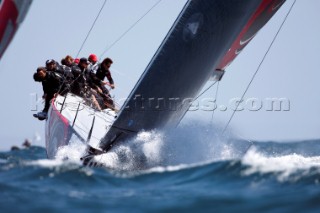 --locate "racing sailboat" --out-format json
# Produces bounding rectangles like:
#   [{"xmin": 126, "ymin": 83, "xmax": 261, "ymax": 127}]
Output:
[{"xmin": 45, "ymin": 0, "xmax": 286, "ymax": 163}]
